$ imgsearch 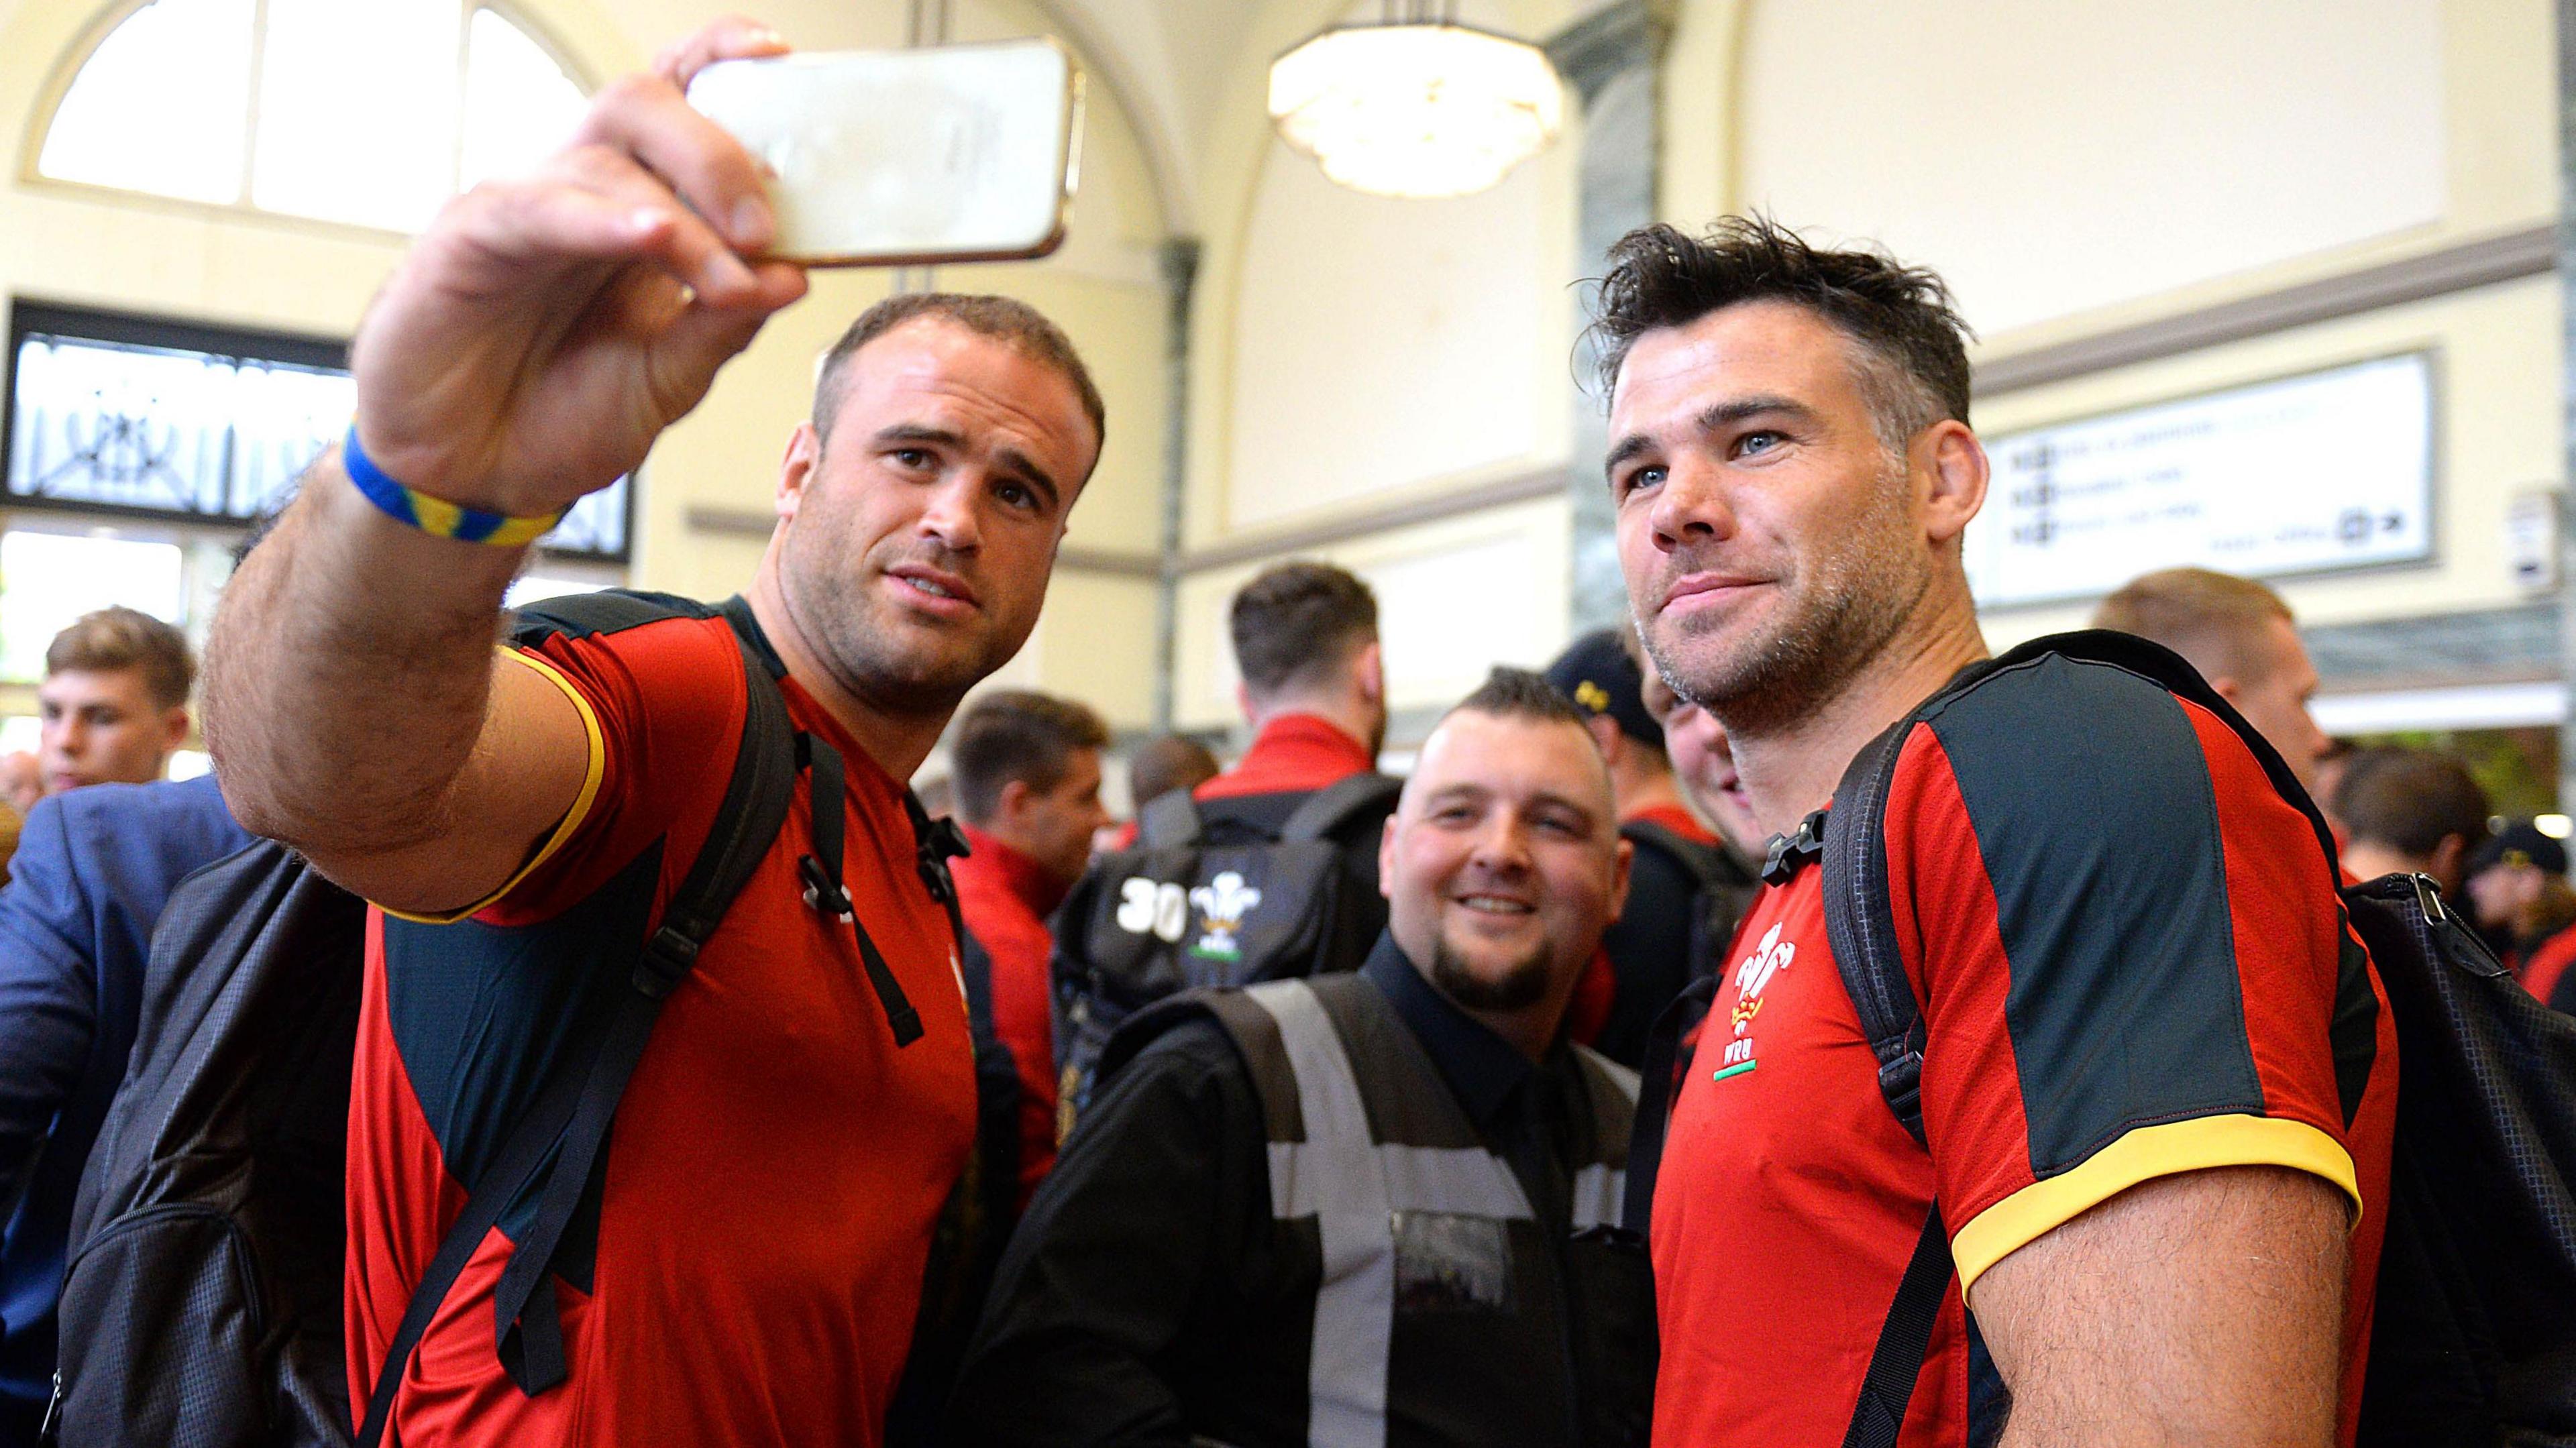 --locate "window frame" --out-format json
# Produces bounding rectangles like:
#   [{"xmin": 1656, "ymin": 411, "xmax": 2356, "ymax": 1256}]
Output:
[
  {"xmin": 3, "ymin": 297, "xmax": 637, "ymax": 564},
  {"xmin": 19, "ymin": 0, "xmax": 594, "ymax": 239}
]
